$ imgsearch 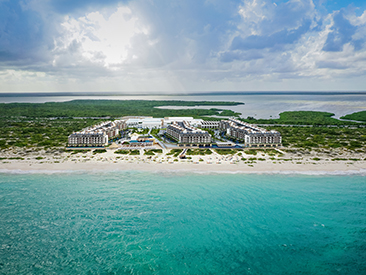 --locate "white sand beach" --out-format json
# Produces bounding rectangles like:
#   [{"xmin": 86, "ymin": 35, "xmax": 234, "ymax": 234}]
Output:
[{"xmin": 1, "ymin": 148, "xmax": 366, "ymax": 174}]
